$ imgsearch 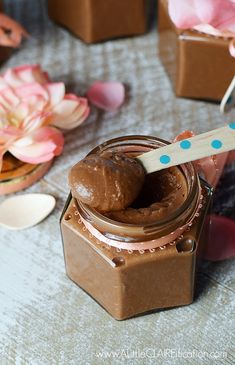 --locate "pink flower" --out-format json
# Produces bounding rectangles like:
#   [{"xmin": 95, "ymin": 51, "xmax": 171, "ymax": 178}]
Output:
[
  {"xmin": 168, "ymin": 0, "xmax": 235, "ymax": 56},
  {"xmin": 0, "ymin": 65, "xmax": 89, "ymax": 168}
]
